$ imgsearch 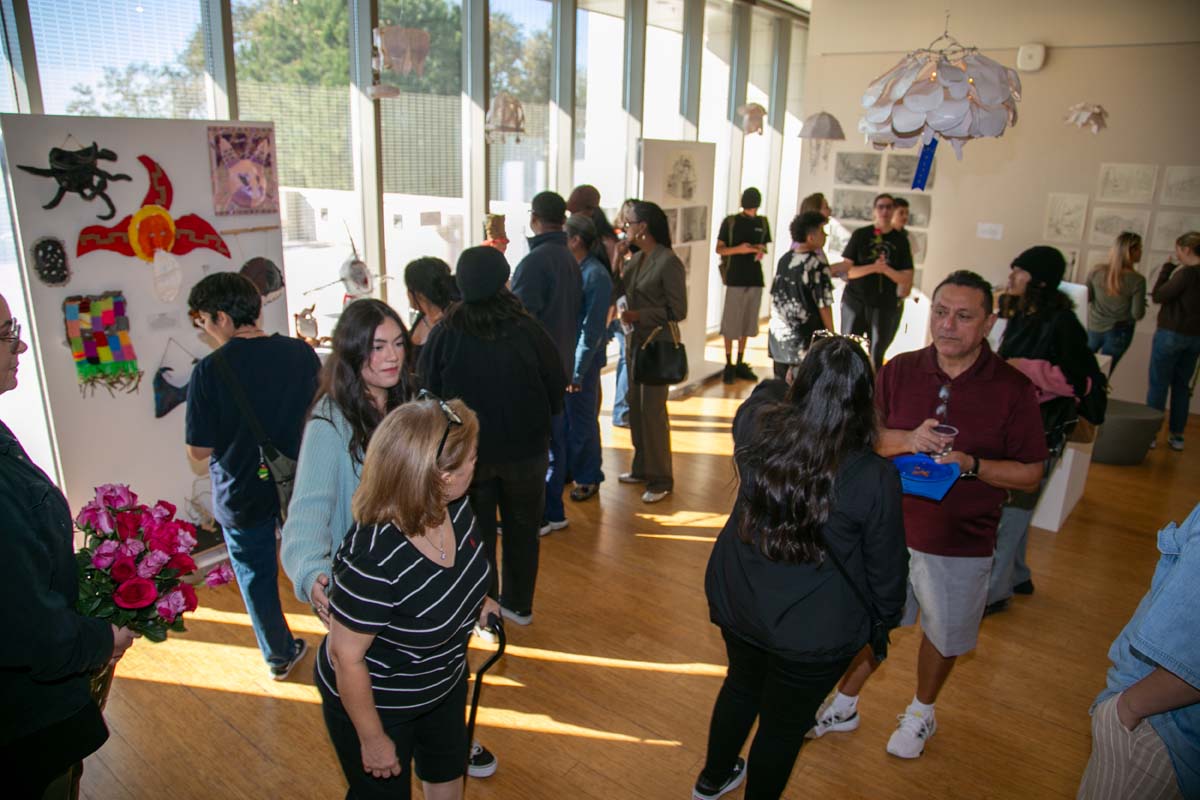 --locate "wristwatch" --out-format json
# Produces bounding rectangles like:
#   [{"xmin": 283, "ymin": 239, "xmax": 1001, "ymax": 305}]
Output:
[{"xmin": 962, "ymin": 455, "xmax": 980, "ymax": 478}]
